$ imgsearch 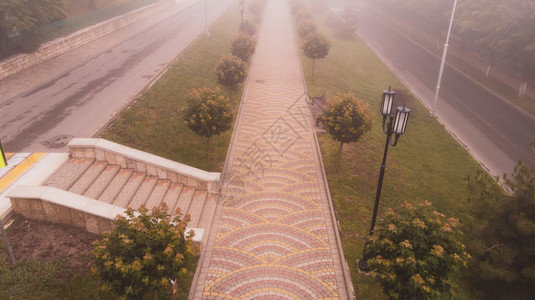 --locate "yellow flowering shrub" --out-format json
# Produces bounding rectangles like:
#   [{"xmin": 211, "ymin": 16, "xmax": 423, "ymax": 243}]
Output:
[
  {"xmin": 92, "ymin": 203, "xmax": 198, "ymax": 298},
  {"xmin": 365, "ymin": 201, "xmax": 470, "ymax": 299}
]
